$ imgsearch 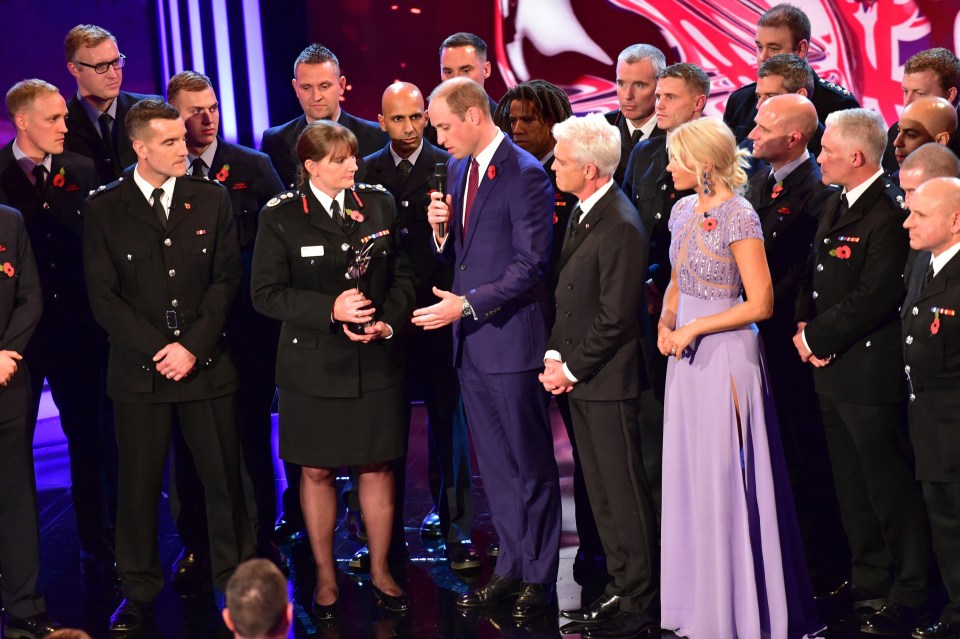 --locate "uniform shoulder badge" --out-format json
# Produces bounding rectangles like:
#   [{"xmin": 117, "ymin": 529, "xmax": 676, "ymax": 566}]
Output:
[
  {"xmin": 87, "ymin": 180, "xmax": 121, "ymax": 199},
  {"xmin": 267, "ymin": 189, "xmax": 299, "ymax": 207},
  {"xmin": 818, "ymin": 77, "xmax": 852, "ymax": 96},
  {"xmin": 356, "ymin": 182, "xmax": 387, "ymax": 193}
]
